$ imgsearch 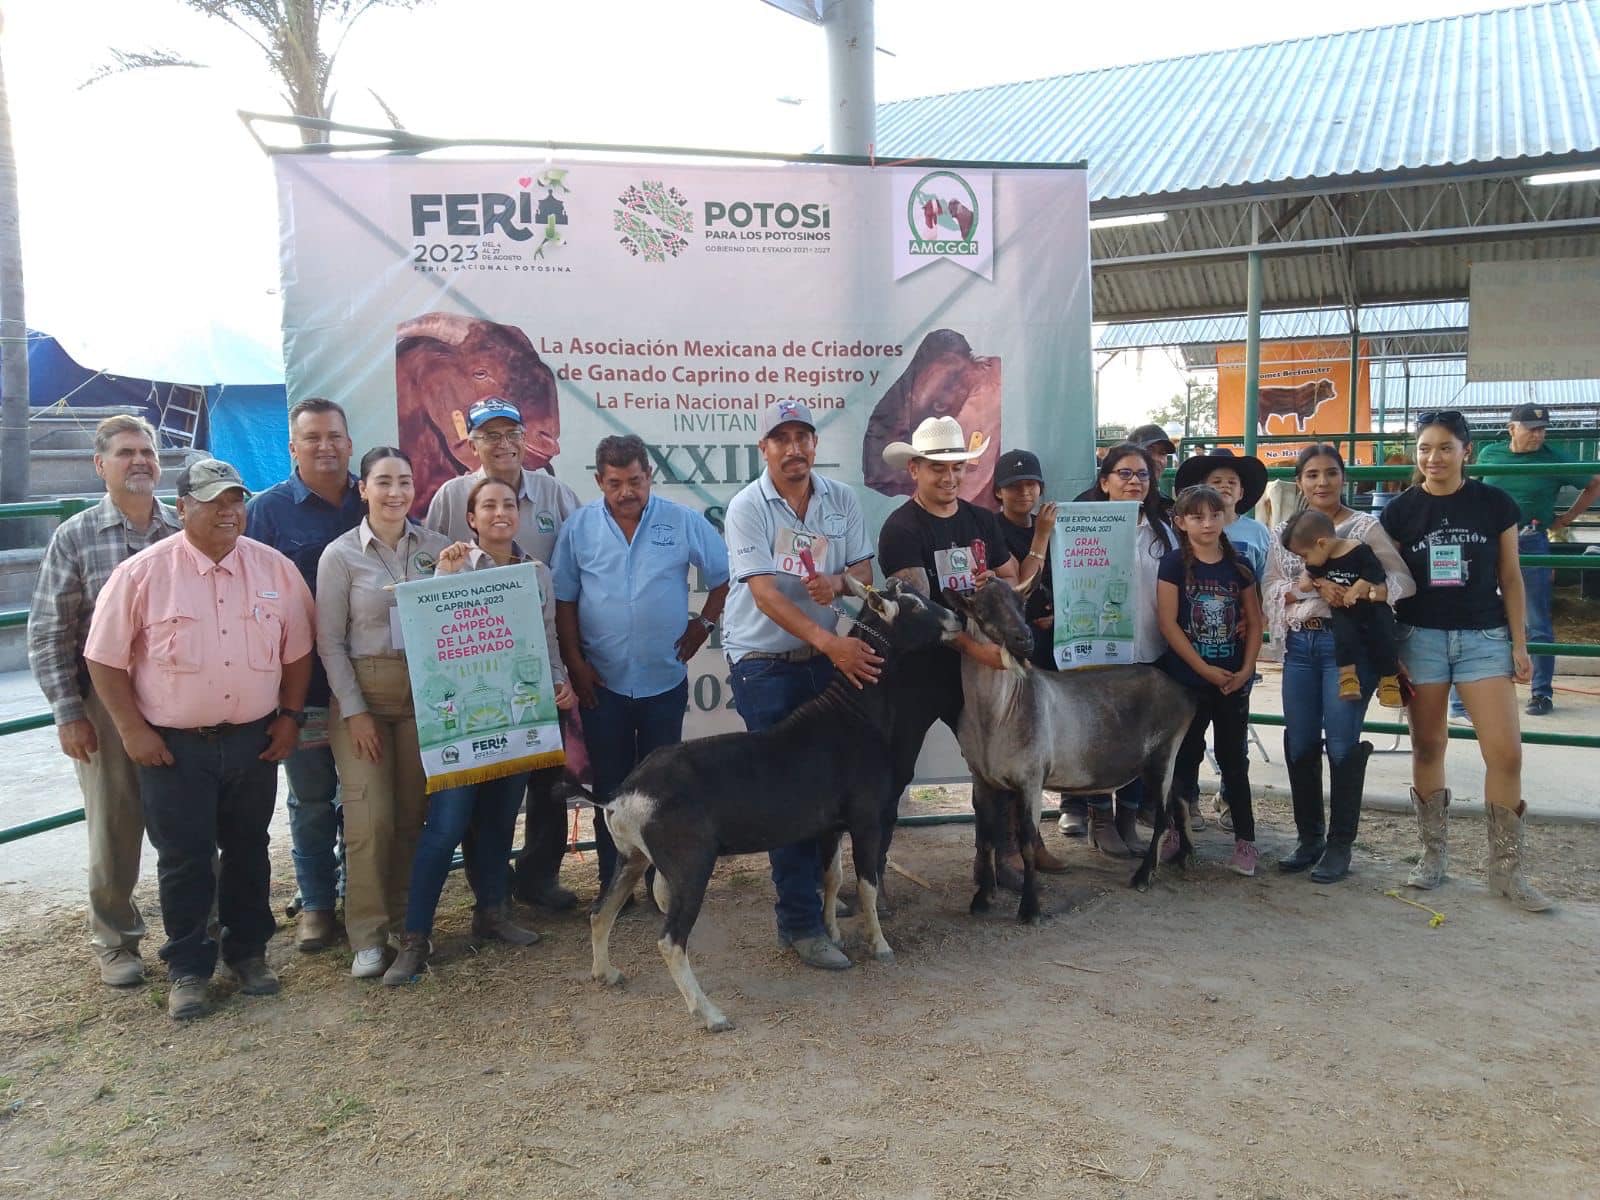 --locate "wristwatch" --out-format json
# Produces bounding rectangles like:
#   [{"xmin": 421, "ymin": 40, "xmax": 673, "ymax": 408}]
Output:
[
  {"xmin": 693, "ymin": 613, "xmax": 717, "ymax": 634},
  {"xmin": 276, "ymin": 707, "xmax": 308, "ymax": 728}
]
